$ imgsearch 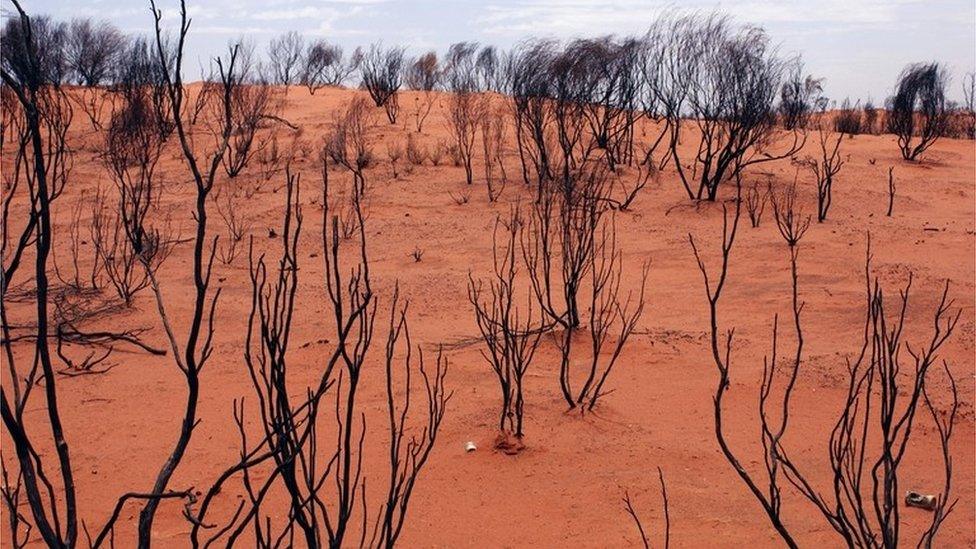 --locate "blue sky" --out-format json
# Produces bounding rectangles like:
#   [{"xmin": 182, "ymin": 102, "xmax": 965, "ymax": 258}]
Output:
[{"xmin": 8, "ymin": 0, "xmax": 976, "ymax": 102}]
